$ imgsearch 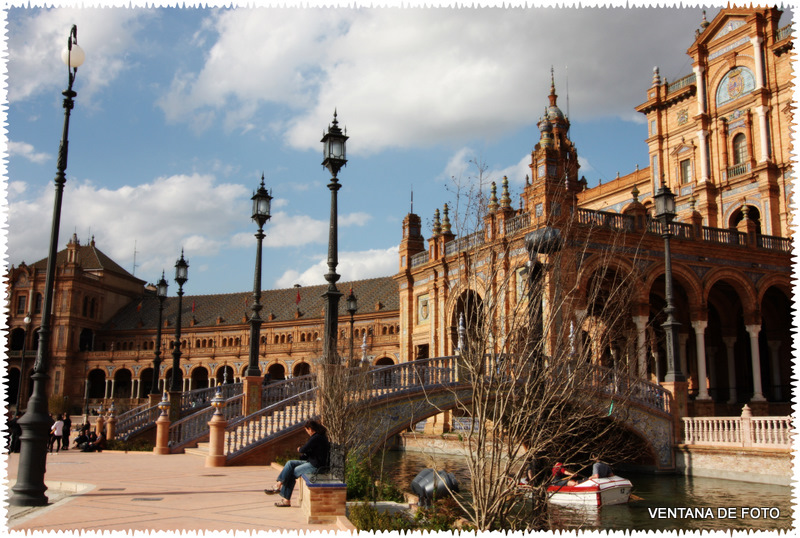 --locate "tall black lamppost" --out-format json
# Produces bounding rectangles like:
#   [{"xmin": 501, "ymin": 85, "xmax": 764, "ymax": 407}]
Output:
[
  {"xmin": 16, "ymin": 313, "xmax": 32, "ymax": 411},
  {"xmin": 346, "ymin": 288, "xmax": 358, "ymax": 366},
  {"xmin": 170, "ymin": 252, "xmax": 189, "ymax": 392},
  {"xmin": 654, "ymin": 183, "xmax": 685, "ymax": 383},
  {"xmin": 246, "ymin": 174, "xmax": 273, "ymax": 377},
  {"xmin": 150, "ymin": 272, "xmax": 169, "ymax": 395},
  {"xmin": 321, "ymin": 111, "xmax": 348, "ymax": 365},
  {"xmin": 11, "ymin": 25, "xmax": 85, "ymax": 507}
]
